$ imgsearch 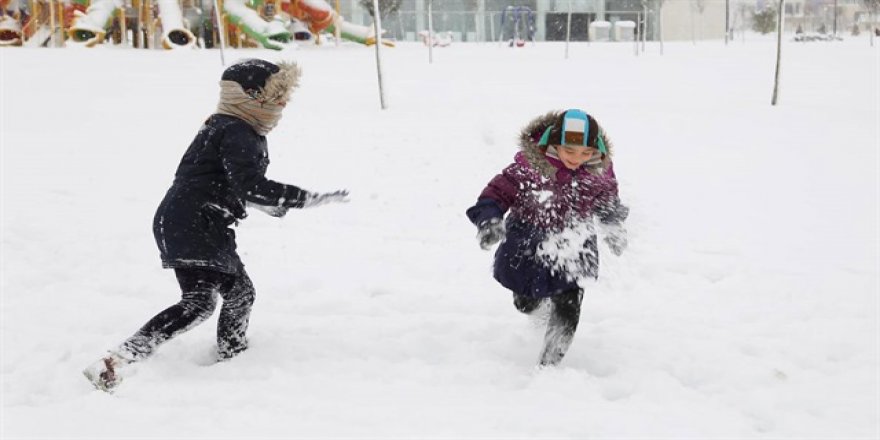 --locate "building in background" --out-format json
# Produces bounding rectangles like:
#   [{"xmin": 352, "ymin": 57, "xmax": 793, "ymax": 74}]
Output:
[
  {"xmin": 755, "ymin": 0, "xmax": 877, "ymax": 34},
  {"xmin": 332, "ymin": 0, "xmax": 873, "ymax": 42}
]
